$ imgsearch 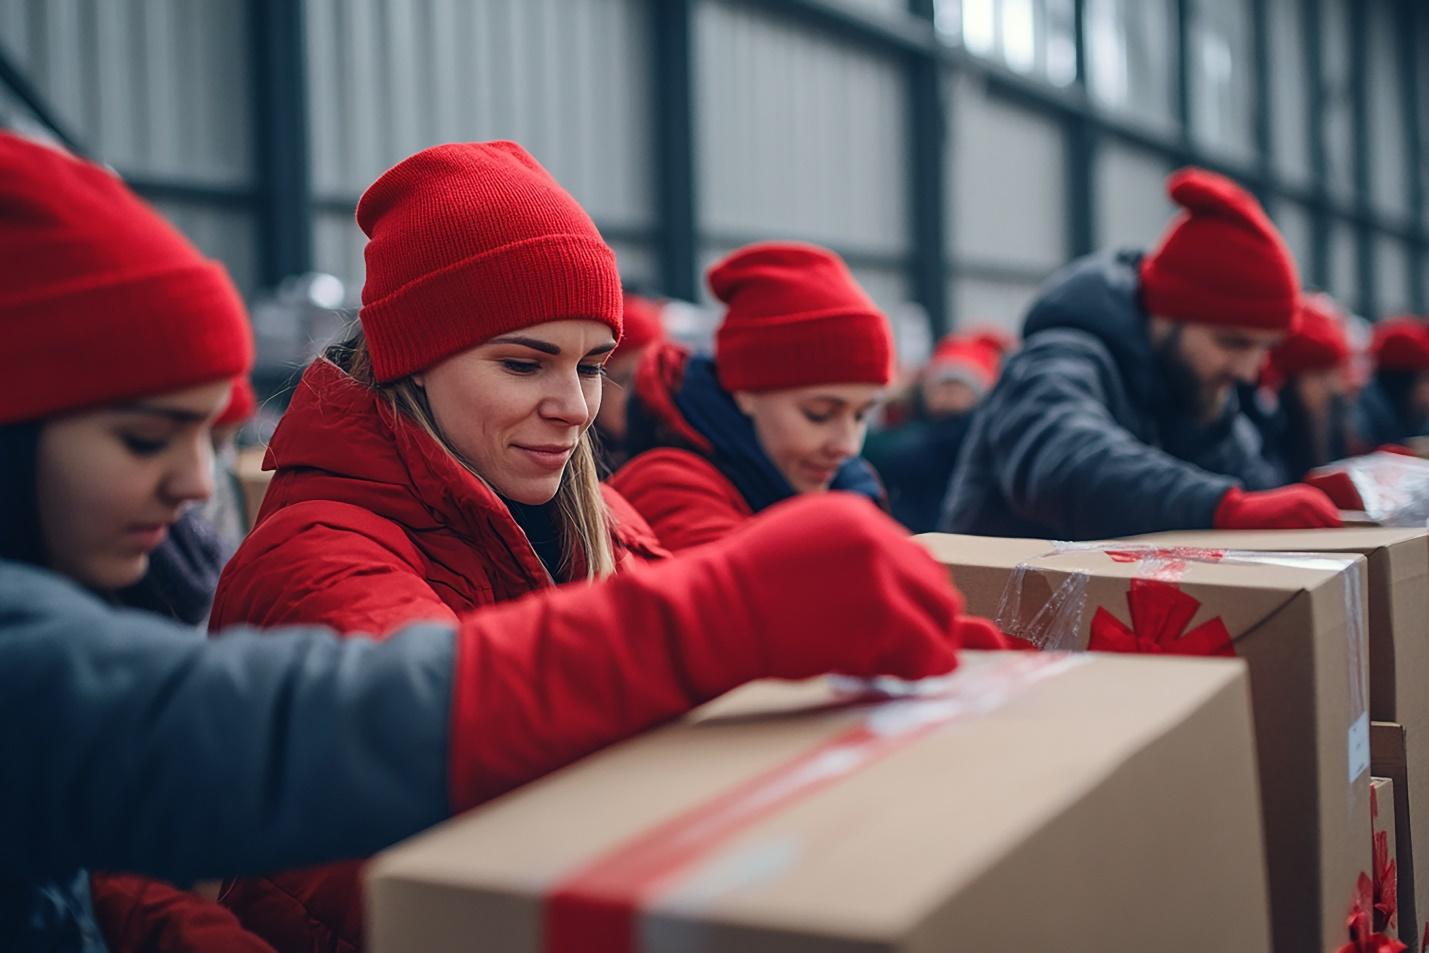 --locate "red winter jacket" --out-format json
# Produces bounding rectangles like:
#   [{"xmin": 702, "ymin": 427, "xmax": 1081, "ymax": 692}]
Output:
[{"xmin": 208, "ymin": 358, "xmax": 666, "ymax": 952}]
